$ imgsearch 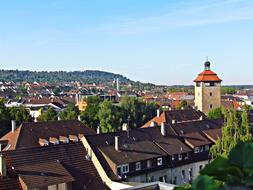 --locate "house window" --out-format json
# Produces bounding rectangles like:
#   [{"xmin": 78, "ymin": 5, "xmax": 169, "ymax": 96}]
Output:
[
  {"xmin": 205, "ymin": 145, "xmax": 210, "ymax": 151},
  {"xmin": 184, "ymin": 153, "xmax": 189, "ymax": 159},
  {"xmin": 178, "ymin": 154, "xmax": 182, "ymax": 161},
  {"xmin": 171, "ymin": 155, "xmax": 175, "ymax": 161},
  {"xmin": 122, "ymin": 164, "xmax": 129, "ymax": 174},
  {"xmin": 199, "ymin": 165, "xmax": 203, "ymax": 171},
  {"xmin": 157, "ymin": 158, "xmax": 163, "ymax": 166},
  {"xmin": 188, "ymin": 168, "xmax": 193, "ymax": 183},
  {"xmin": 200, "ymin": 146, "xmax": 204, "ymax": 152},
  {"xmin": 159, "ymin": 175, "xmax": 167, "ymax": 182},
  {"xmin": 173, "ymin": 176, "xmax": 177, "ymax": 184},
  {"xmin": 209, "ymin": 104, "xmax": 213, "ymax": 109},
  {"xmin": 148, "ymin": 176, "xmax": 155, "ymax": 182},
  {"xmin": 181, "ymin": 170, "xmax": 185, "ymax": 179},
  {"xmin": 194, "ymin": 147, "xmax": 200, "ymax": 153},
  {"xmin": 117, "ymin": 166, "xmax": 121, "ymax": 175},
  {"xmin": 147, "ymin": 160, "xmax": 152, "ymax": 168},
  {"xmin": 136, "ymin": 162, "xmax": 141, "ymax": 171},
  {"xmin": 210, "ymin": 92, "xmax": 213, "ymax": 96}
]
